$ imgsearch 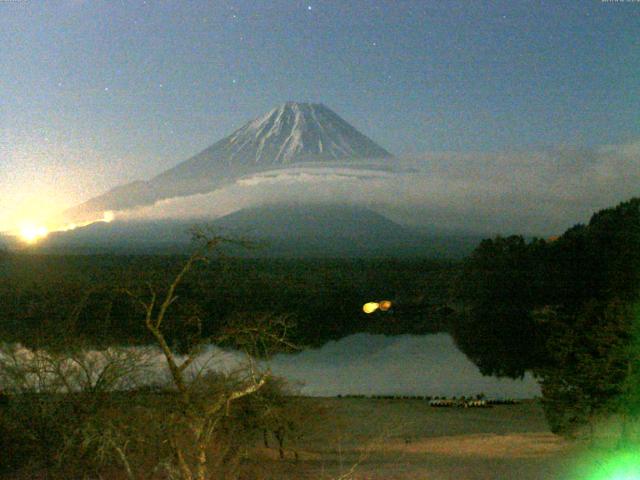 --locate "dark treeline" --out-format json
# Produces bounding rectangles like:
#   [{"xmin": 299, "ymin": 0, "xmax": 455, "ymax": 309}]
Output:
[
  {"xmin": 454, "ymin": 197, "xmax": 640, "ymax": 438},
  {"xmin": 0, "ymin": 254, "xmax": 457, "ymax": 351}
]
